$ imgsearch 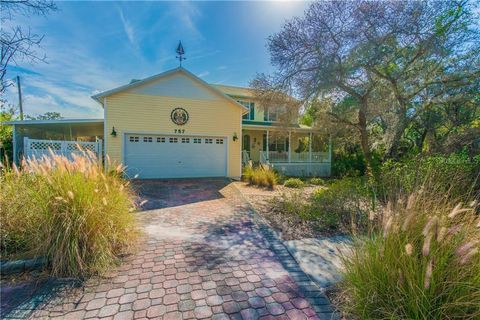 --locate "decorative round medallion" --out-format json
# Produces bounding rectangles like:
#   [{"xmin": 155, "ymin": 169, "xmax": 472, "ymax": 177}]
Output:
[{"xmin": 170, "ymin": 108, "xmax": 189, "ymax": 125}]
